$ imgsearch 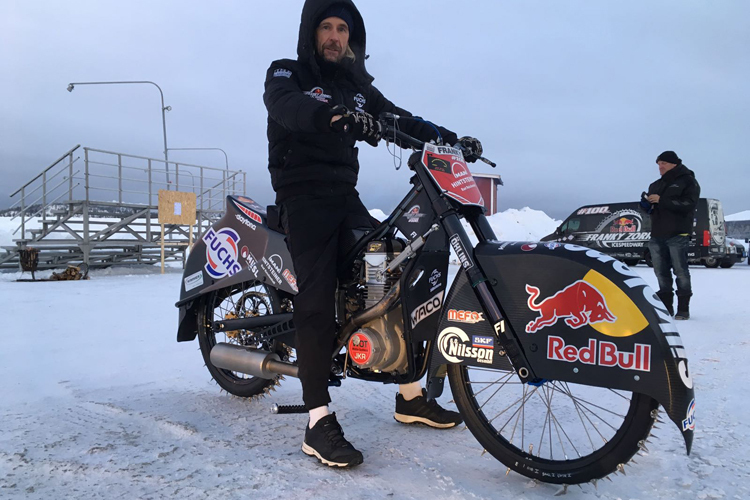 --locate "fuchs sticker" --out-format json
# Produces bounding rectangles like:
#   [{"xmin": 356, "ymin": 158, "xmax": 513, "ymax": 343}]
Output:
[
  {"xmin": 472, "ymin": 335, "xmax": 494, "ymax": 349},
  {"xmin": 450, "ymin": 234, "xmax": 474, "ymax": 270},
  {"xmin": 304, "ymin": 86, "xmax": 331, "ymax": 103},
  {"xmin": 544, "ymin": 242, "xmax": 561, "ymax": 250},
  {"xmin": 274, "ymin": 68, "xmax": 292, "ymax": 78},
  {"xmin": 438, "ymin": 327, "xmax": 494, "ymax": 365},
  {"xmin": 403, "ymin": 205, "xmax": 427, "ymax": 224},
  {"xmin": 547, "ymin": 336, "xmax": 651, "ymax": 372},
  {"xmin": 283, "ymin": 269, "xmax": 298, "ymax": 292},
  {"xmin": 448, "ymin": 309, "xmax": 485, "ymax": 324},
  {"xmin": 353, "ymin": 93, "xmax": 366, "ymax": 112},
  {"xmin": 428, "ymin": 269, "xmax": 442, "ymax": 292},
  {"xmin": 410, "ymin": 291, "xmax": 444, "ymax": 328},
  {"xmin": 525, "ymin": 281, "xmax": 616, "ymax": 333},
  {"xmin": 682, "ymin": 399, "xmax": 696, "ymax": 432},
  {"xmin": 184, "ymin": 270, "xmax": 204, "ymax": 292},
  {"xmin": 235, "ymin": 203, "xmax": 262, "ymax": 225},
  {"xmin": 202, "ymin": 227, "xmax": 242, "ymax": 279},
  {"xmin": 240, "ymin": 246, "xmax": 259, "ymax": 278},
  {"xmin": 348, "ymin": 332, "xmax": 372, "ymax": 365}
]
